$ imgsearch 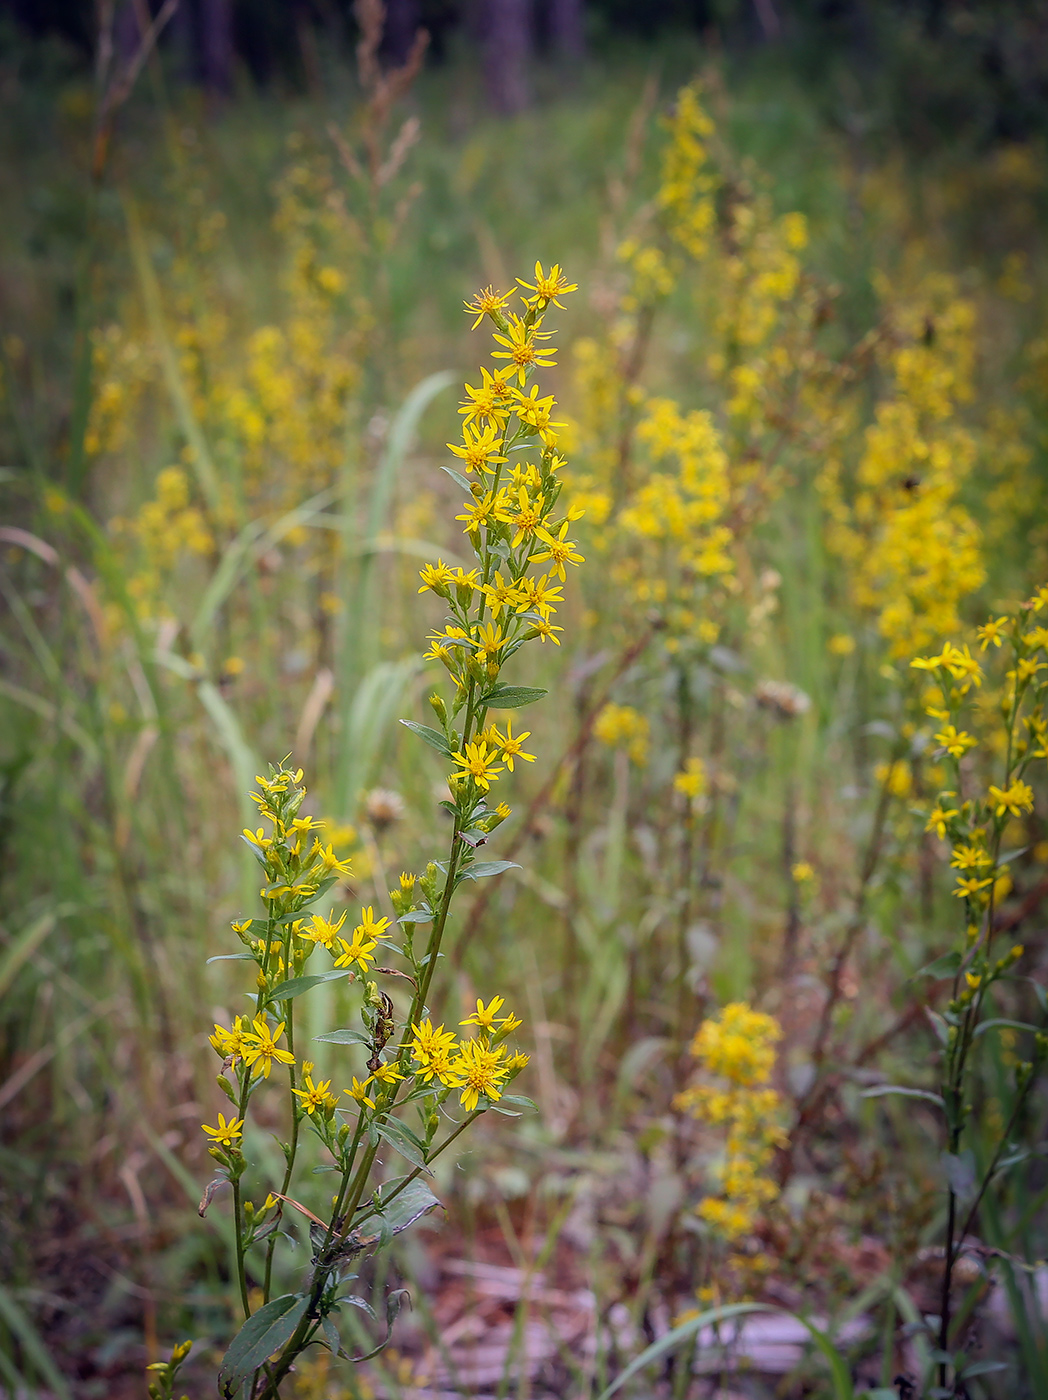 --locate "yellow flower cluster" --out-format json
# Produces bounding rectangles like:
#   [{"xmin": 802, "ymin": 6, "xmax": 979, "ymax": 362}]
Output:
[
  {"xmin": 563, "ymin": 83, "xmax": 829, "ymax": 665},
  {"xmin": 620, "ymin": 398, "xmax": 733, "ymax": 578},
  {"xmin": 109, "ymin": 466, "xmax": 215, "ymax": 615},
  {"xmin": 593, "ymin": 702, "xmax": 650, "ymax": 767},
  {"xmin": 418, "ymin": 264, "xmax": 584, "ymax": 804},
  {"xmin": 913, "ymin": 595, "xmax": 1047, "ymax": 914},
  {"xmin": 97, "ymin": 151, "xmax": 365, "ymax": 624},
  {"xmin": 410, "ymin": 997, "xmax": 527, "ymax": 1113},
  {"xmin": 820, "ymin": 273, "xmax": 985, "ymax": 657},
  {"xmin": 675, "ymin": 1002, "xmax": 786, "ymax": 1242},
  {"xmin": 204, "ymin": 763, "xmax": 531, "ymax": 1167}
]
